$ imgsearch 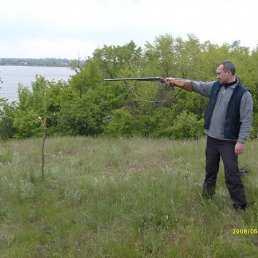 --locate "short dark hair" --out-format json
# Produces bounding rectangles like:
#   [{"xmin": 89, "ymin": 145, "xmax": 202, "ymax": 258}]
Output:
[{"xmin": 218, "ymin": 60, "xmax": 236, "ymax": 75}]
